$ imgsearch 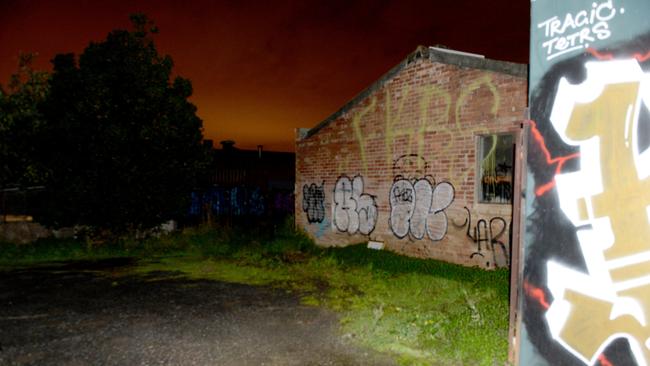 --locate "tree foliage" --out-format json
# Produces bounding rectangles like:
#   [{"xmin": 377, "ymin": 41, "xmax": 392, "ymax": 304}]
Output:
[
  {"xmin": 36, "ymin": 14, "xmax": 209, "ymax": 232},
  {"xmin": 0, "ymin": 53, "xmax": 50, "ymax": 188}
]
